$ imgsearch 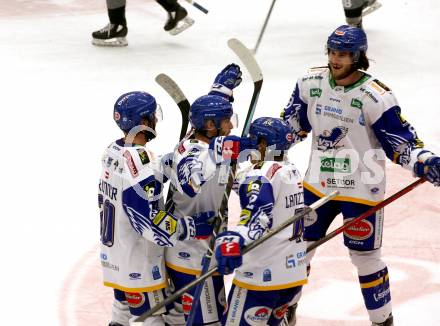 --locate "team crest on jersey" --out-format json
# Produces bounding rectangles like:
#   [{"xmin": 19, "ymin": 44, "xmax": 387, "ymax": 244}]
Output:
[{"xmin": 317, "ymin": 126, "xmax": 348, "ymax": 151}]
